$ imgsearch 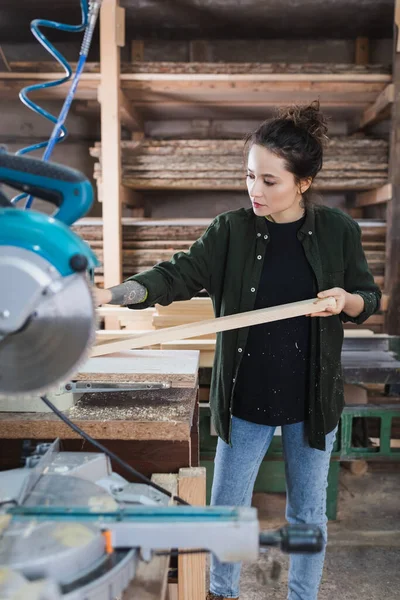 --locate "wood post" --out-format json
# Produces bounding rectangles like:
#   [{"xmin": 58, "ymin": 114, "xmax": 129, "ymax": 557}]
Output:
[
  {"xmin": 100, "ymin": 0, "xmax": 124, "ymax": 292},
  {"xmin": 386, "ymin": 2, "xmax": 400, "ymax": 334},
  {"xmin": 178, "ymin": 467, "xmax": 207, "ymax": 600},
  {"xmin": 131, "ymin": 40, "xmax": 144, "ymax": 61},
  {"xmin": 355, "ymin": 37, "xmax": 369, "ymax": 65}
]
